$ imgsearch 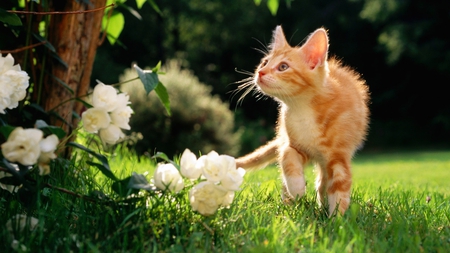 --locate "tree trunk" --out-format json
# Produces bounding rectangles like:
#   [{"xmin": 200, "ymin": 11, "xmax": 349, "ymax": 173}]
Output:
[{"xmin": 44, "ymin": 0, "xmax": 106, "ymax": 144}]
